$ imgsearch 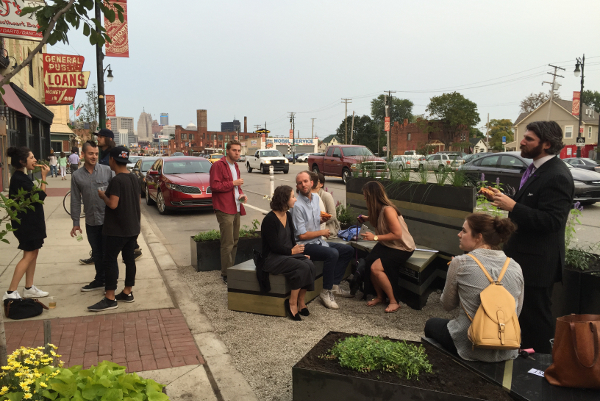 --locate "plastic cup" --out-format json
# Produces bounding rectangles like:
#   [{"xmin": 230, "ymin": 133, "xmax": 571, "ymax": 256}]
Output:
[
  {"xmin": 239, "ymin": 195, "xmax": 247, "ymax": 204},
  {"xmin": 48, "ymin": 297, "xmax": 56, "ymax": 309},
  {"xmin": 76, "ymin": 233, "xmax": 83, "ymax": 242}
]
